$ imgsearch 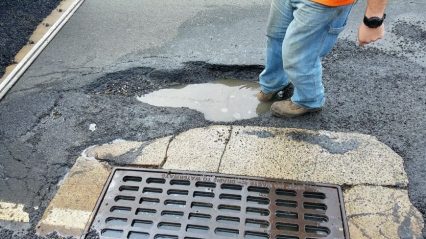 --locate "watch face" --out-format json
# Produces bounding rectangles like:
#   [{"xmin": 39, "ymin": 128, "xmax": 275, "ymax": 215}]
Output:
[
  {"xmin": 364, "ymin": 16, "xmax": 383, "ymax": 28},
  {"xmin": 369, "ymin": 18, "xmax": 382, "ymax": 28}
]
